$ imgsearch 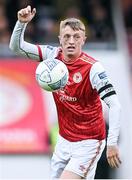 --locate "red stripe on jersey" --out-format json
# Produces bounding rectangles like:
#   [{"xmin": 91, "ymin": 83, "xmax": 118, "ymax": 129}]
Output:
[
  {"xmin": 84, "ymin": 140, "xmax": 102, "ymax": 177},
  {"xmin": 36, "ymin": 45, "xmax": 43, "ymax": 61},
  {"xmin": 53, "ymin": 51, "xmax": 106, "ymax": 142}
]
